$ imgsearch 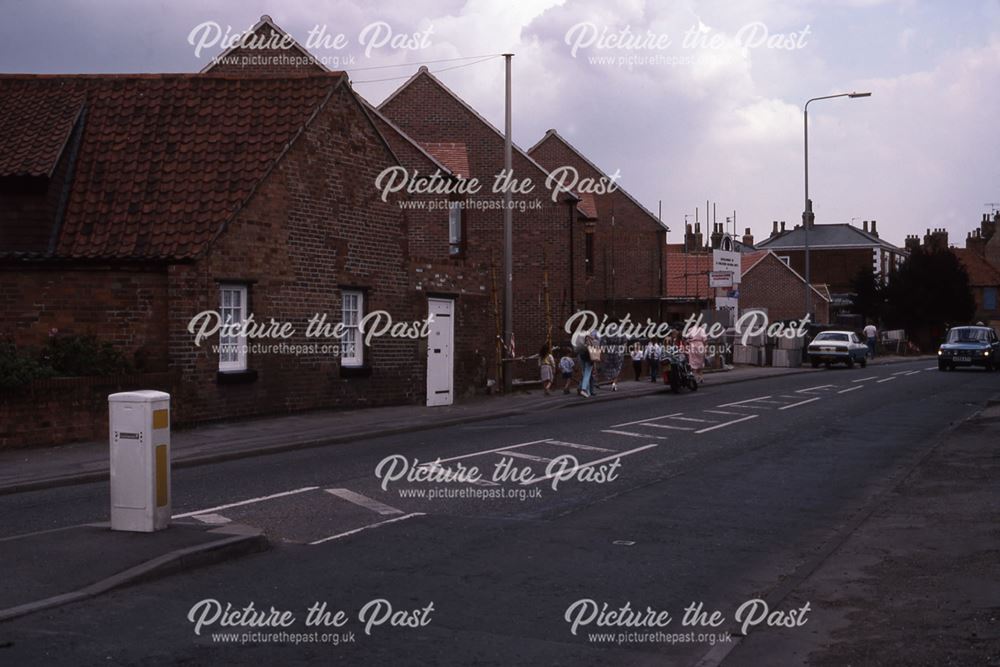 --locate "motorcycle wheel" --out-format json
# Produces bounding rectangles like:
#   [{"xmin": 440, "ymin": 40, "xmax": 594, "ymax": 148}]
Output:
[{"xmin": 669, "ymin": 368, "xmax": 681, "ymax": 394}]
